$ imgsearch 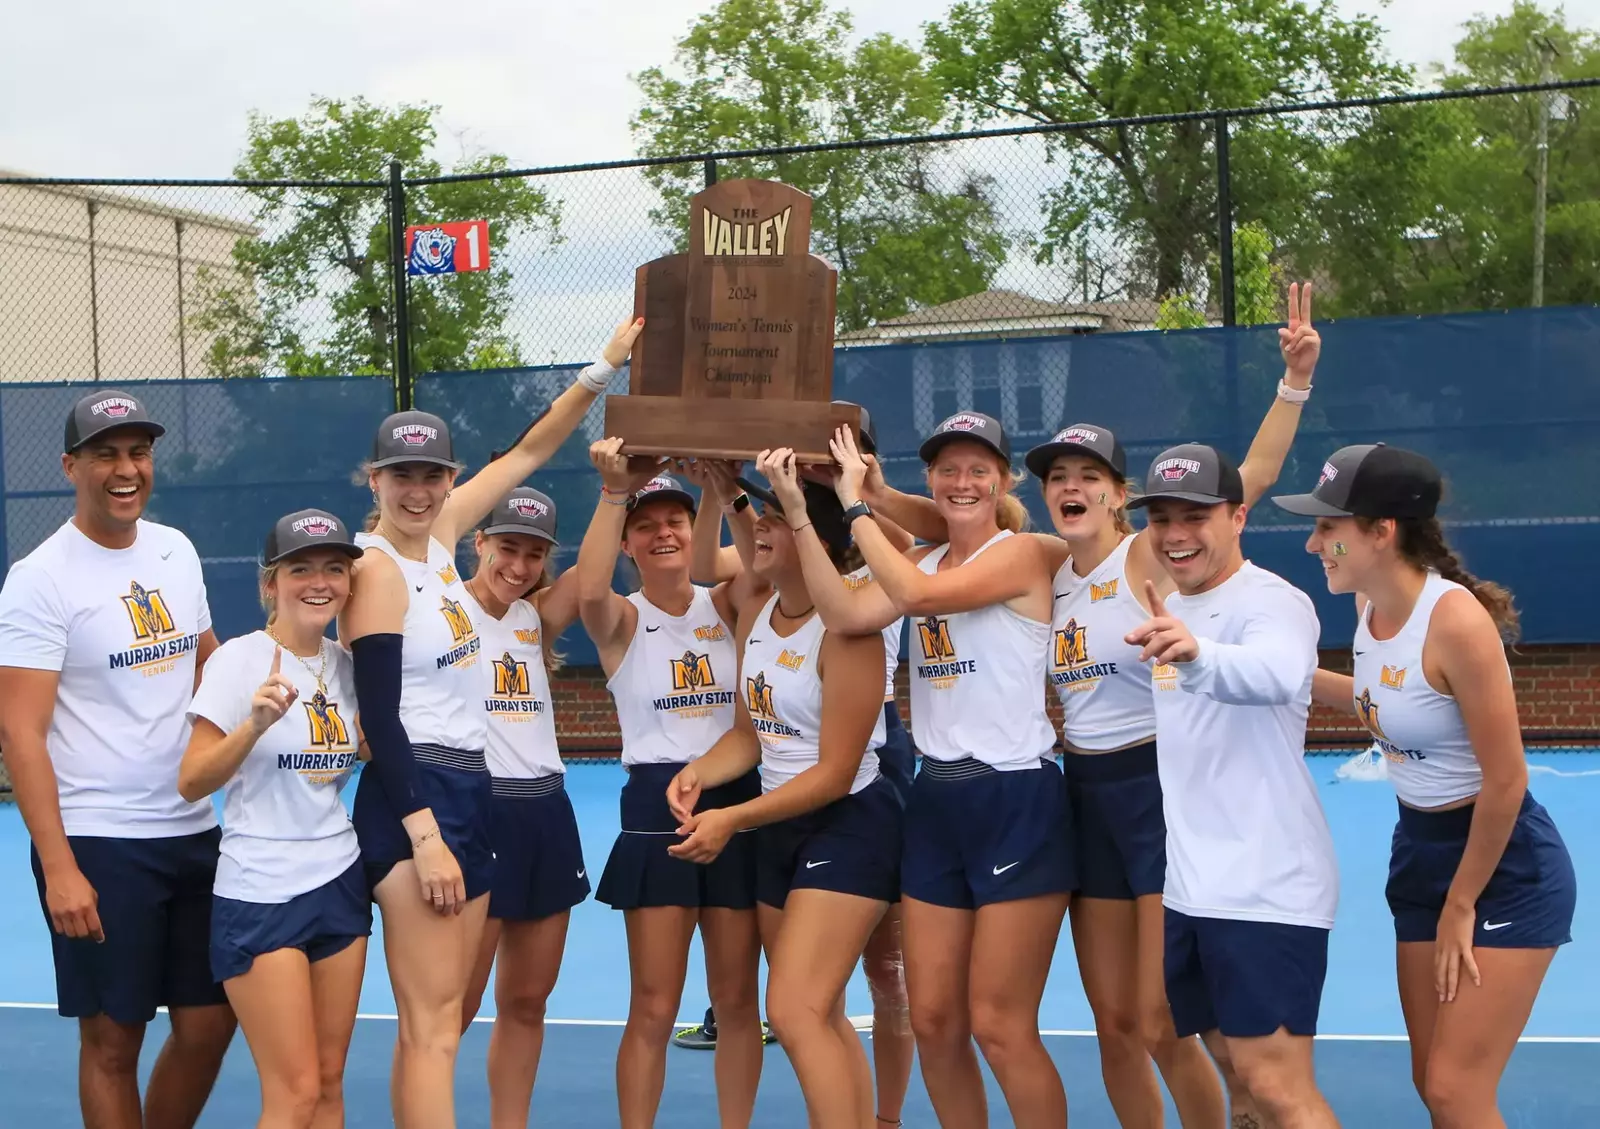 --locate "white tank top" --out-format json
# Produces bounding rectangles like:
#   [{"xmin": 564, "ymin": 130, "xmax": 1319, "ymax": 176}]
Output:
[
  {"xmin": 909, "ymin": 532, "xmax": 1057, "ymax": 770},
  {"xmin": 1050, "ymin": 538, "xmax": 1159, "ymax": 751},
  {"xmin": 607, "ymin": 586, "xmax": 738, "ymax": 766},
  {"xmin": 742, "ymin": 592, "xmax": 885, "ymax": 794},
  {"xmin": 463, "ymin": 589, "xmax": 561, "ymax": 779},
  {"xmin": 845, "ymin": 563, "xmax": 903, "ymax": 700},
  {"xmin": 1352, "ymin": 572, "xmax": 1486, "ymax": 808},
  {"xmin": 355, "ymin": 533, "xmax": 487, "ymax": 753}
]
